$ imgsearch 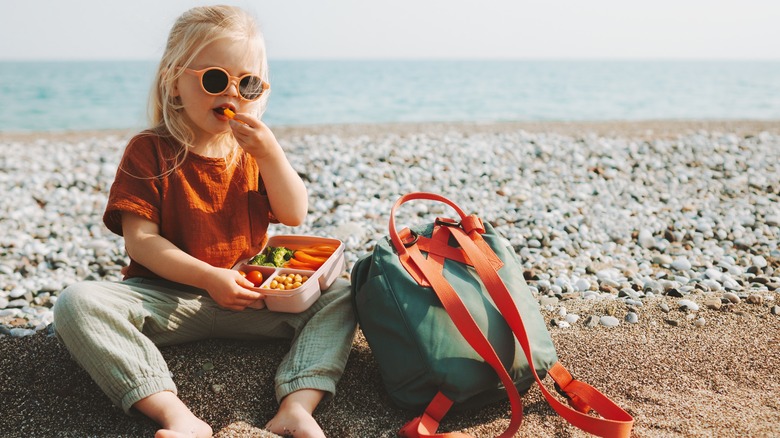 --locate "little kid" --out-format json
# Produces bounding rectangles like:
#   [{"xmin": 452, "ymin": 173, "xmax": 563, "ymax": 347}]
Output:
[{"xmin": 53, "ymin": 6, "xmax": 356, "ymax": 438}]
